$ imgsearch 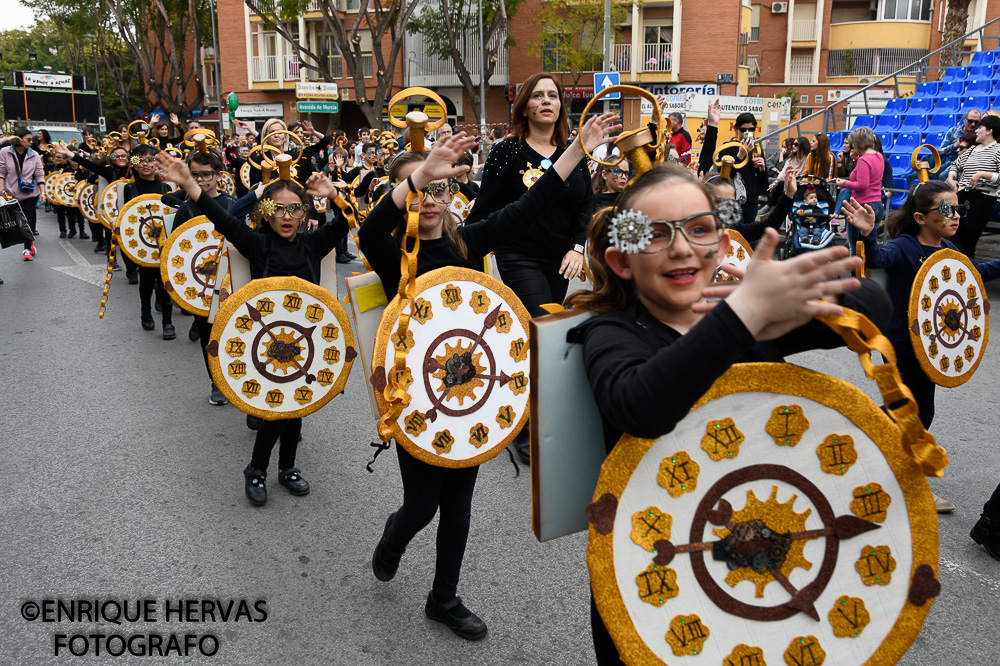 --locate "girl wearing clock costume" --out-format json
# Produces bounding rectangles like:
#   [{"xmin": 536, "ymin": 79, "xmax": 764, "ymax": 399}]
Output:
[
  {"xmin": 355, "ymin": 115, "xmax": 619, "ymax": 641},
  {"xmin": 565, "ymin": 164, "xmax": 891, "ymax": 664}
]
